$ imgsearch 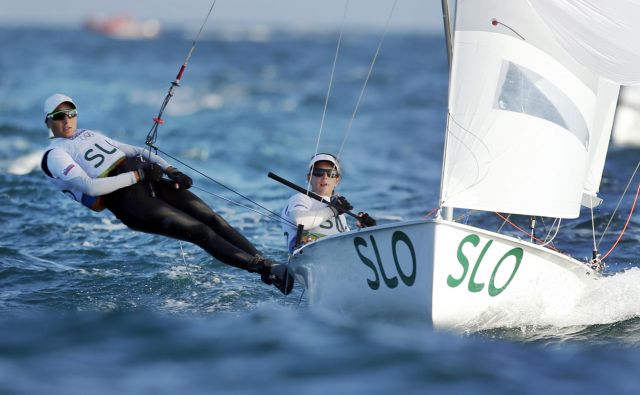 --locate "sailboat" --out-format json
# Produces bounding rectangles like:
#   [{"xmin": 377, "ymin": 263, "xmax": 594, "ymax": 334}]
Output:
[{"xmin": 284, "ymin": 0, "xmax": 640, "ymax": 330}]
